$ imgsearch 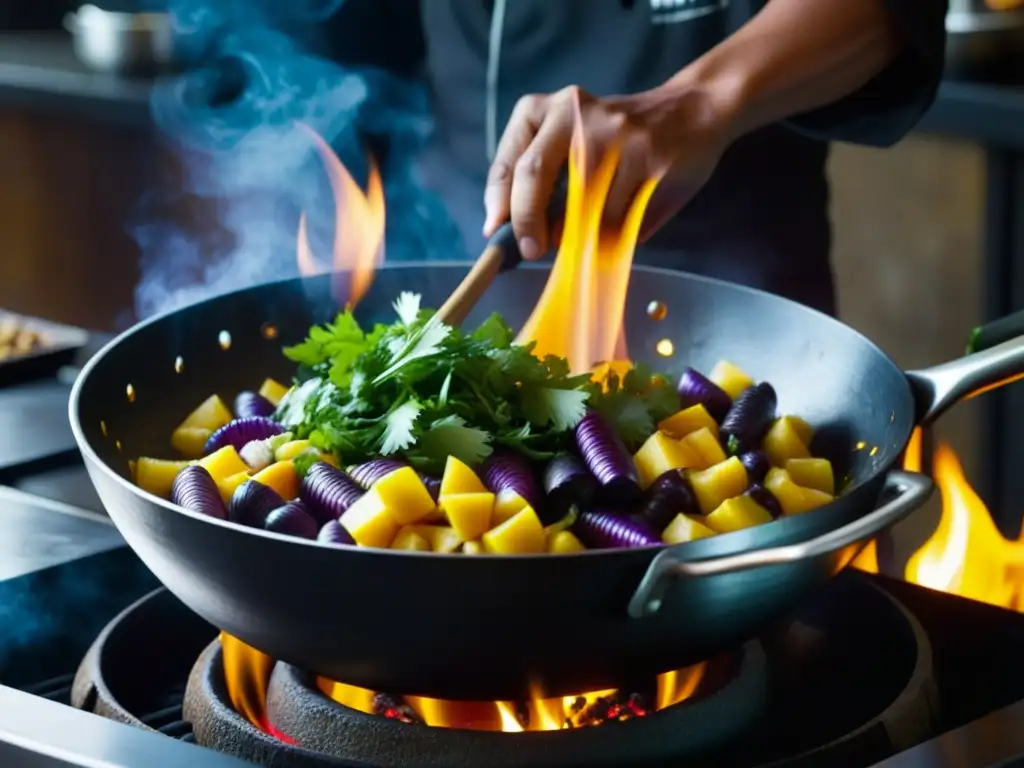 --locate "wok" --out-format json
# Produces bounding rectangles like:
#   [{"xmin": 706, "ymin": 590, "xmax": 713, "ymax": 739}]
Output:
[{"xmin": 69, "ymin": 265, "xmax": 1024, "ymax": 700}]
